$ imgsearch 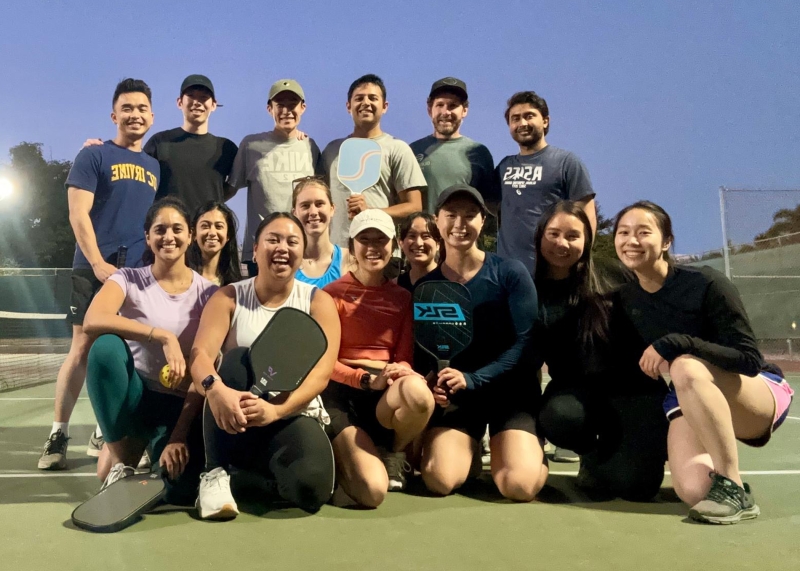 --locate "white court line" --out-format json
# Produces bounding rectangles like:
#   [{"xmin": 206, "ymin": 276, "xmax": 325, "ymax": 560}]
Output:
[
  {"xmin": 1, "ymin": 470, "xmax": 799, "ymax": 478},
  {"xmin": 787, "ymin": 416, "xmax": 800, "ymax": 421}
]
